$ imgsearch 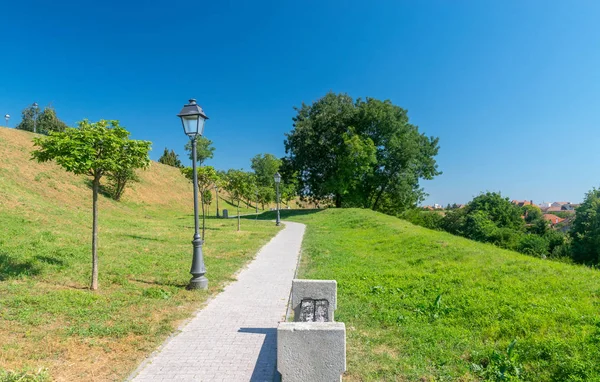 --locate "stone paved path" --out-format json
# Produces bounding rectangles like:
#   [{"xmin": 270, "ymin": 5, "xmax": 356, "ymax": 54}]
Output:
[{"xmin": 130, "ymin": 221, "xmax": 305, "ymax": 382}]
